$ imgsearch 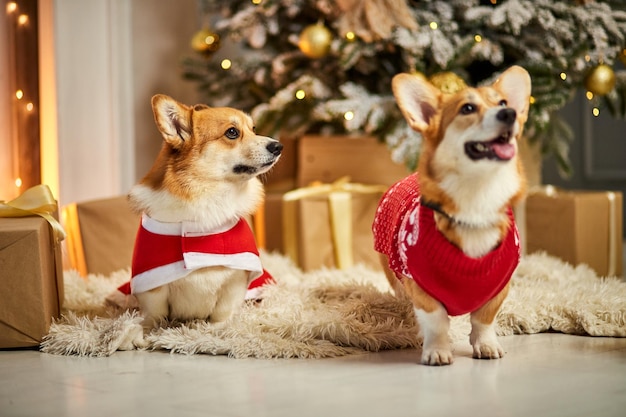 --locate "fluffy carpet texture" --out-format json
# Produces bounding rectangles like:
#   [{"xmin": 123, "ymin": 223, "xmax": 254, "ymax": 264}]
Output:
[{"xmin": 41, "ymin": 252, "xmax": 626, "ymax": 358}]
